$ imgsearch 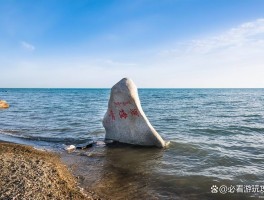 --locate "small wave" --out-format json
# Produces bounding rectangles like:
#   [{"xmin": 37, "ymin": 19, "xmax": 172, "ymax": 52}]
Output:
[
  {"xmin": 228, "ymin": 125, "xmax": 264, "ymax": 134},
  {"xmin": 163, "ymin": 118, "xmax": 180, "ymax": 122},
  {"xmin": 0, "ymin": 129, "xmax": 92, "ymax": 144},
  {"xmin": 0, "ymin": 129, "xmax": 21, "ymax": 134},
  {"xmin": 168, "ymin": 141, "xmax": 209, "ymax": 156},
  {"xmin": 242, "ymin": 114, "xmax": 262, "ymax": 118},
  {"xmin": 89, "ymin": 129, "xmax": 105, "ymax": 136},
  {"xmin": 190, "ymin": 128, "xmax": 234, "ymax": 135},
  {"xmin": 0, "ymin": 129, "xmax": 30, "ymax": 139},
  {"xmin": 23, "ymin": 136, "xmax": 92, "ymax": 144}
]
